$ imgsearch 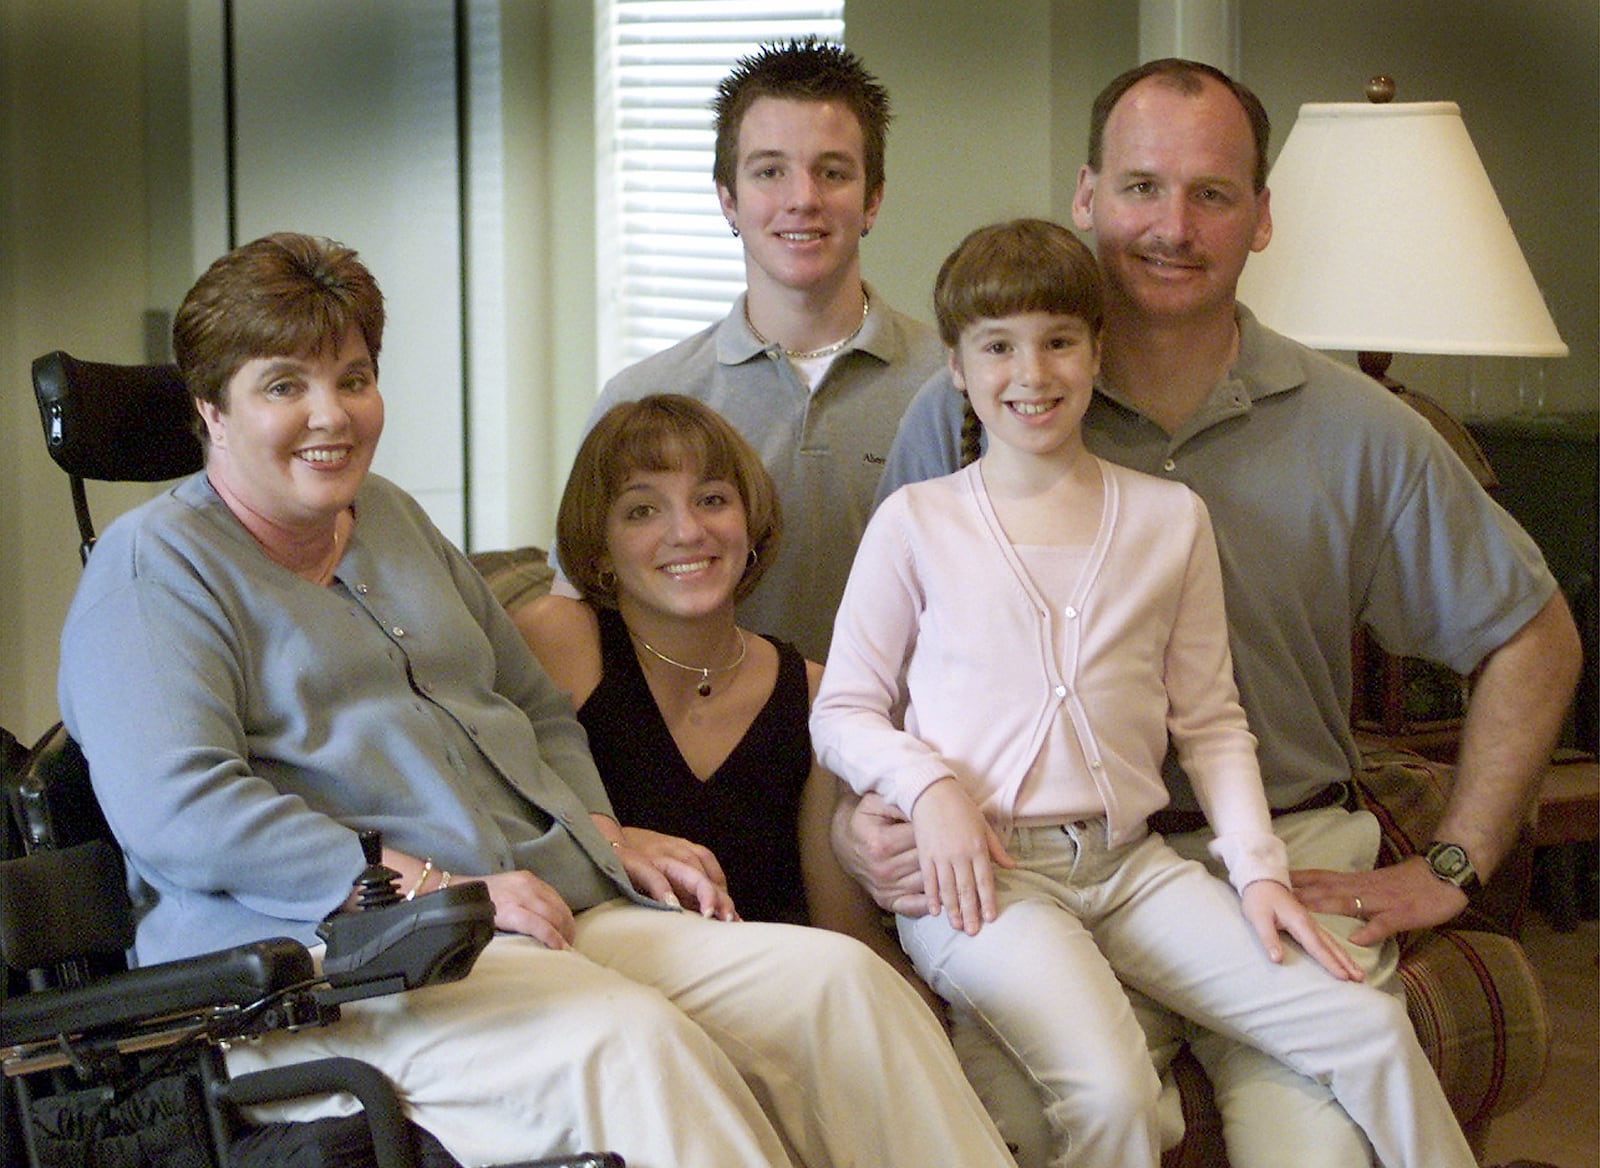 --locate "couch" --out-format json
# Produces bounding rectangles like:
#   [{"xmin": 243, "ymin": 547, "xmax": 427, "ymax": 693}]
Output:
[{"xmin": 470, "ymin": 546, "xmax": 1549, "ymax": 1166}]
